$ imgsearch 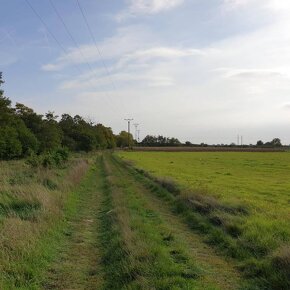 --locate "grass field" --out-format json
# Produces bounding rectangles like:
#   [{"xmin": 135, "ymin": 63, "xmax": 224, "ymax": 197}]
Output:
[
  {"xmin": 118, "ymin": 151, "xmax": 290, "ymax": 289},
  {"xmin": 1, "ymin": 152, "xmax": 289, "ymax": 289}
]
